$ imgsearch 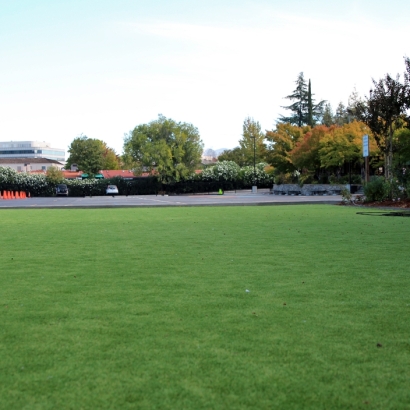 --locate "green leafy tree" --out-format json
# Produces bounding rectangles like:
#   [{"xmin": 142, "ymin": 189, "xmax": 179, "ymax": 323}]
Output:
[
  {"xmin": 353, "ymin": 67, "xmax": 409, "ymax": 179},
  {"xmin": 66, "ymin": 135, "xmax": 106, "ymax": 176},
  {"xmin": 101, "ymin": 143, "xmax": 120, "ymax": 170},
  {"xmin": 123, "ymin": 115, "xmax": 203, "ymax": 183},
  {"xmin": 239, "ymin": 117, "xmax": 266, "ymax": 165},
  {"xmin": 45, "ymin": 166, "xmax": 64, "ymax": 185},
  {"xmin": 394, "ymin": 127, "xmax": 410, "ymax": 167},
  {"xmin": 218, "ymin": 147, "xmax": 248, "ymax": 167}
]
